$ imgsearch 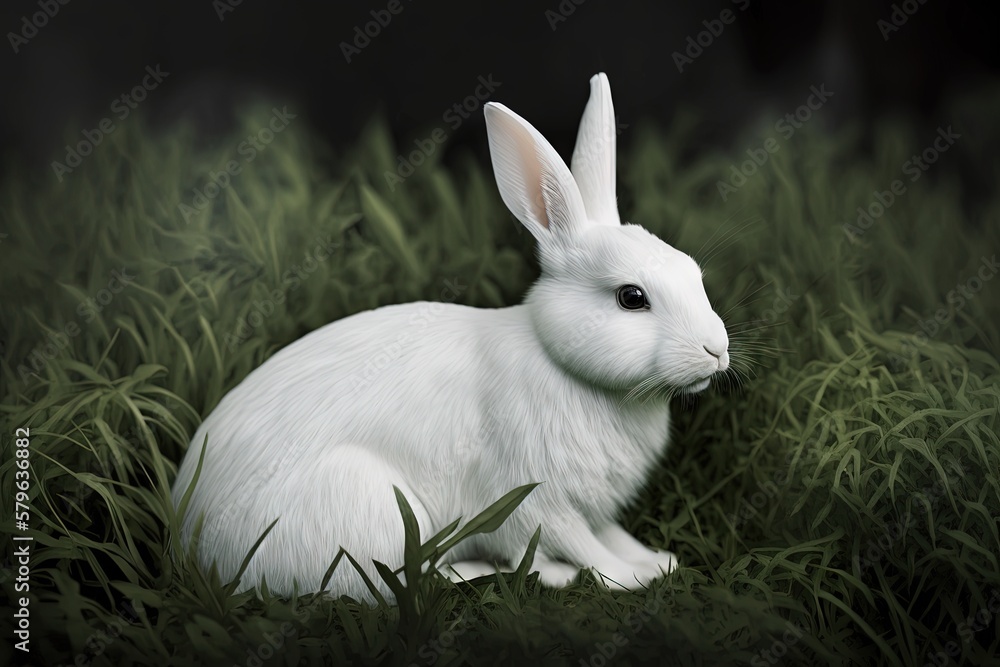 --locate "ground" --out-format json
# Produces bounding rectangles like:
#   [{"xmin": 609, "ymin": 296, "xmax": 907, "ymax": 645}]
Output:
[{"xmin": 1, "ymin": 87, "xmax": 998, "ymax": 666}]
